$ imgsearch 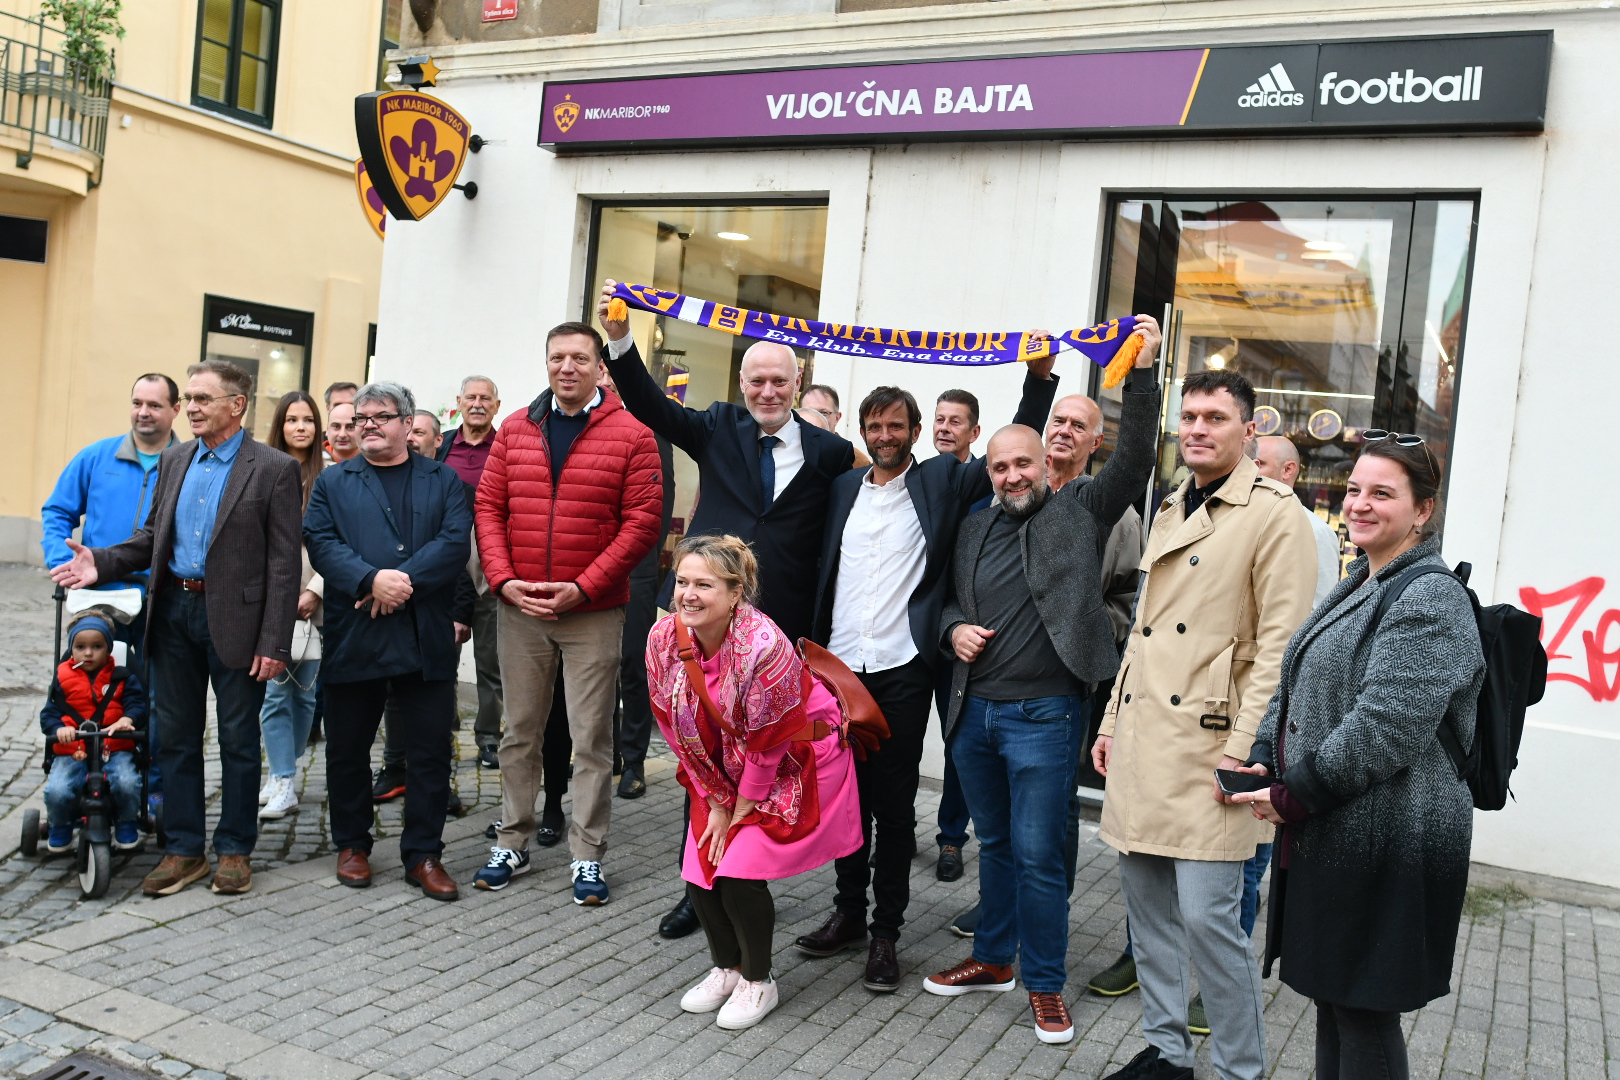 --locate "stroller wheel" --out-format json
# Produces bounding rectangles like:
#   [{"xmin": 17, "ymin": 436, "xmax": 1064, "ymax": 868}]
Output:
[
  {"xmin": 78, "ymin": 836, "xmax": 111, "ymax": 899},
  {"xmin": 19, "ymin": 809, "xmax": 38, "ymax": 857}
]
